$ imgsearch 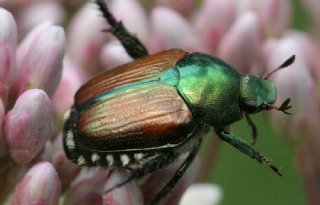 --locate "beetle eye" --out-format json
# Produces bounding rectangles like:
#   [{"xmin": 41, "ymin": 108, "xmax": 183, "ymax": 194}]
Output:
[{"xmin": 242, "ymin": 100, "xmax": 259, "ymax": 113}]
